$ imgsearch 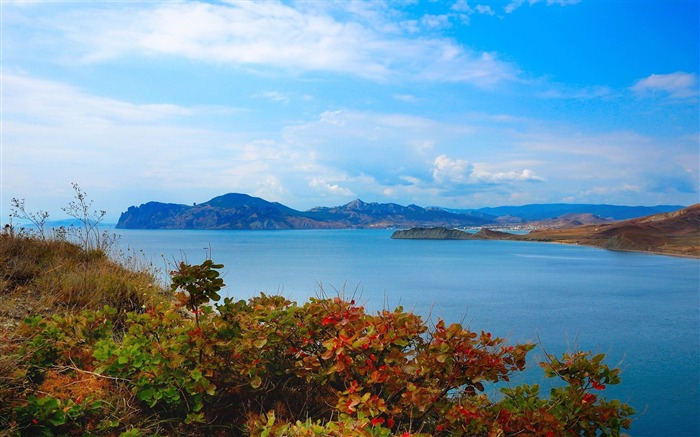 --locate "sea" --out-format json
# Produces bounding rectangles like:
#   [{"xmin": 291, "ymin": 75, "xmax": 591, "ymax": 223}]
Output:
[{"xmin": 114, "ymin": 228, "xmax": 700, "ymax": 437}]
